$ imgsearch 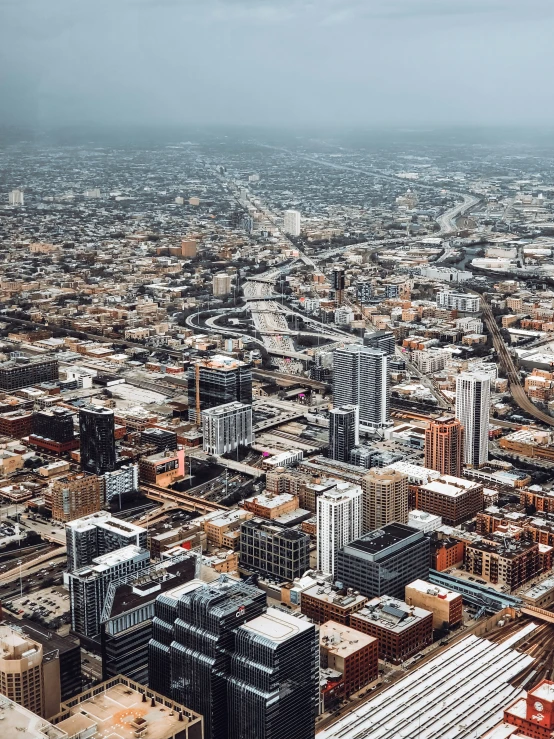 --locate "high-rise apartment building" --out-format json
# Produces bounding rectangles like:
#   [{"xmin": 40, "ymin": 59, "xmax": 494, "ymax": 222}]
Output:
[
  {"xmin": 66, "ymin": 511, "xmax": 147, "ymax": 572},
  {"xmin": 425, "ymin": 415, "xmax": 464, "ymax": 477},
  {"xmin": 455, "ymin": 373, "xmax": 491, "ymax": 467},
  {"xmin": 437, "ymin": 291, "xmax": 480, "ymax": 312},
  {"xmin": 317, "ymin": 482, "xmax": 363, "ymax": 575},
  {"xmin": 329, "ymin": 405, "xmax": 359, "ymax": 462},
  {"xmin": 79, "ymin": 405, "xmax": 116, "ymax": 475},
  {"xmin": 8, "ymin": 188, "xmax": 24, "ymax": 206},
  {"xmin": 51, "ymin": 473, "xmax": 102, "ymax": 522},
  {"xmin": 202, "ymin": 401, "xmax": 253, "ymax": 456},
  {"xmin": 239, "ymin": 518, "xmax": 310, "ymax": 581},
  {"xmin": 283, "ymin": 209, "xmax": 301, "ymax": 236},
  {"xmin": 187, "ymin": 355, "xmax": 252, "ymax": 423},
  {"xmin": 333, "ymin": 345, "xmax": 389, "ymax": 430},
  {"xmin": 361, "ymin": 467, "xmax": 409, "ymax": 532},
  {"xmin": 149, "ymin": 578, "xmax": 267, "ymax": 739},
  {"xmin": 68, "ymin": 545, "xmax": 150, "ymax": 640},
  {"xmin": 0, "ymin": 355, "xmax": 58, "ymax": 391},
  {"xmin": 101, "ymin": 463, "xmax": 139, "ymax": 504},
  {"xmin": 213, "ymin": 272, "xmax": 232, "ymax": 296},
  {"xmin": 227, "ymin": 608, "xmax": 318, "ymax": 739}
]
